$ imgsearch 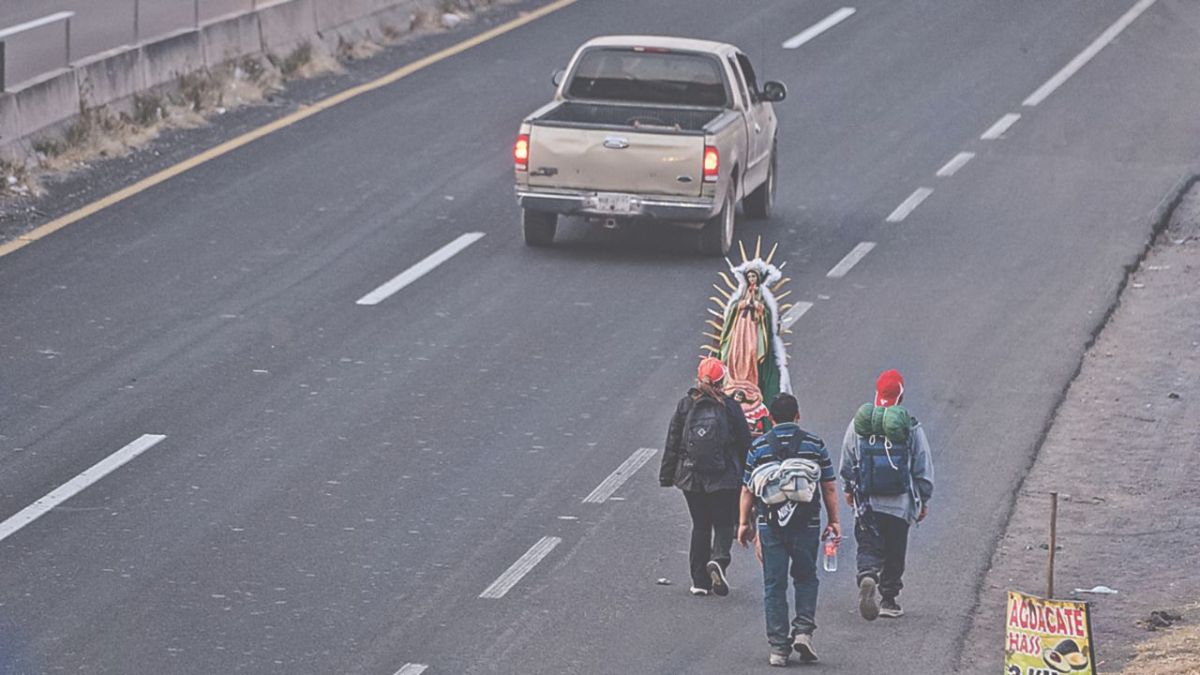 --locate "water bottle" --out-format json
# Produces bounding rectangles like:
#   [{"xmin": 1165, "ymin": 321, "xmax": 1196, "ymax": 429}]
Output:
[{"xmin": 822, "ymin": 537, "xmax": 838, "ymax": 572}]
